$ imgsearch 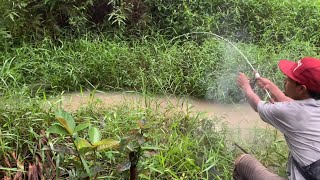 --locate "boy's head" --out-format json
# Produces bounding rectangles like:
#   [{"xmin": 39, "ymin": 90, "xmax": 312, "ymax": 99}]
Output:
[{"xmin": 279, "ymin": 57, "xmax": 320, "ymax": 100}]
